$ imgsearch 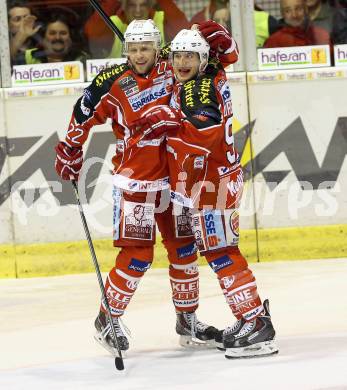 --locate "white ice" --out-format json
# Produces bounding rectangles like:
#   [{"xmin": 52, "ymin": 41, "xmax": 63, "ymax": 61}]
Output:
[{"xmin": 1, "ymin": 259, "xmax": 347, "ymax": 390}]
